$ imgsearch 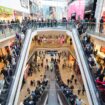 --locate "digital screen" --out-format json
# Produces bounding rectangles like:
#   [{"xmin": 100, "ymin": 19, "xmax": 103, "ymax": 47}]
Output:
[
  {"xmin": 85, "ymin": 0, "xmax": 94, "ymax": 11},
  {"xmin": 67, "ymin": 0, "xmax": 95, "ymax": 20}
]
